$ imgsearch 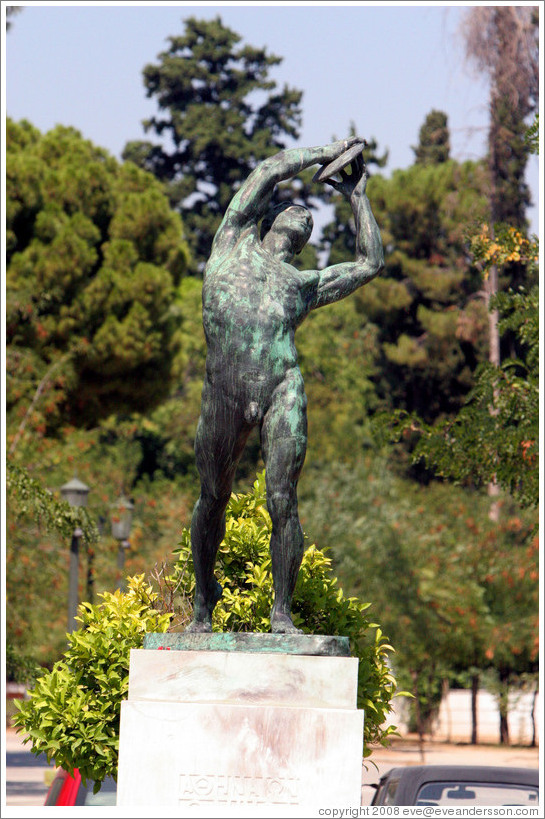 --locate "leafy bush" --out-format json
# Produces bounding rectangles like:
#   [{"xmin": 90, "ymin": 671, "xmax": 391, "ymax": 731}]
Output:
[
  {"xmin": 164, "ymin": 472, "xmax": 400, "ymax": 752},
  {"xmin": 13, "ymin": 474, "xmax": 400, "ymax": 785},
  {"xmin": 13, "ymin": 575, "xmax": 170, "ymax": 789}
]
